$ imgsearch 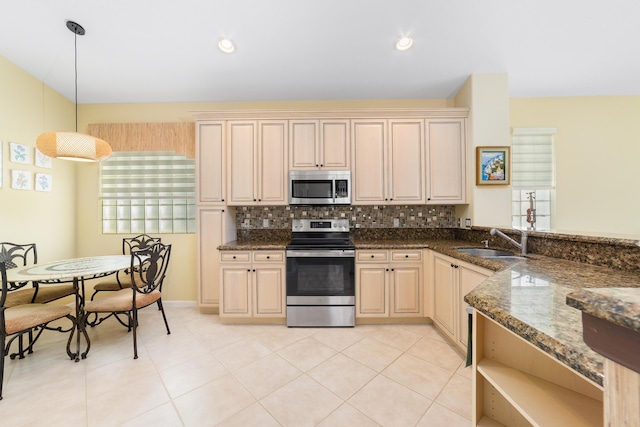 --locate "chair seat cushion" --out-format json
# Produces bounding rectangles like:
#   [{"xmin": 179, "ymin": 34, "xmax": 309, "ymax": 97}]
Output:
[
  {"xmin": 93, "ymin": 278, "xmax": 133, "ymax": 292},
  {"xmin": 4, "ymin": 288, "xmax": 37, "ymax": 307},
  {"xmin": 33, "ymin": 284, "xmax": 76, "ymax": 303},
  {"xmin": 4, "ymin": 304, "xmax": 73, "ymax": 335},
  {"xmin": 85, "ymin": 288, "xmax": 161, "ymax": 313}
]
